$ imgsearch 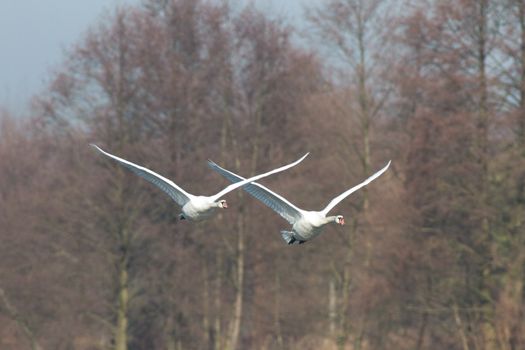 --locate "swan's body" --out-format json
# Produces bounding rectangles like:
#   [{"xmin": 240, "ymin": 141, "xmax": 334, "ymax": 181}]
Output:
[
  {"xmin": 92, "ymin": 145, "xmax": 308, "ymax": 222},
  {"xmin": 207, "ymin": 159, "xmax": 391, "ymax": 244},
  {"xmin": 291, "ymin": 211, "xmax": 336, "ymax": 241},
  {"xmin": 180, "ymin": 196, "xmax": 222, "ymax": 221}
]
